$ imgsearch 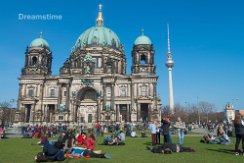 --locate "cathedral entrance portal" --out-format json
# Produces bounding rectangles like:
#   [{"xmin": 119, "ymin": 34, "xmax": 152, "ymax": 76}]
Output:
[
  {"xmin": 119, "ymin": 104, "xmax": 127, "ymax": 122},
  {"xmin": 25, "ymin": 104, "xmax": 31, "ymax": 123},
  {"xmin": 47, "ymin": 105, "xmax": 55, "ymax": 123},
  {"xmin": 141, "ymin": 103, "xmax": 149, "ymax": 122},
  {"xmin": 75, "ymin": 87, "xmax": 99, "ymax": 124}
]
